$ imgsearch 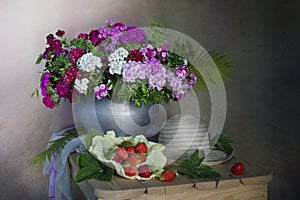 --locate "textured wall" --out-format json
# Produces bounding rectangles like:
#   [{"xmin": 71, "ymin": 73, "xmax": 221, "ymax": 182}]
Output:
[{"xmin": 0, "ymin": 0, "xmax": 299, "ymax": 199}]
